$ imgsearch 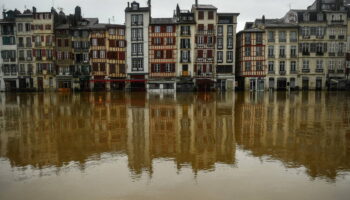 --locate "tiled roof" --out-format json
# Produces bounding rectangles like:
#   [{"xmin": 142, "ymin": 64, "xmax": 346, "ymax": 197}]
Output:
[{"xmin": 150, "ymin": 18, "xmax": 176, "ymax": 25}]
